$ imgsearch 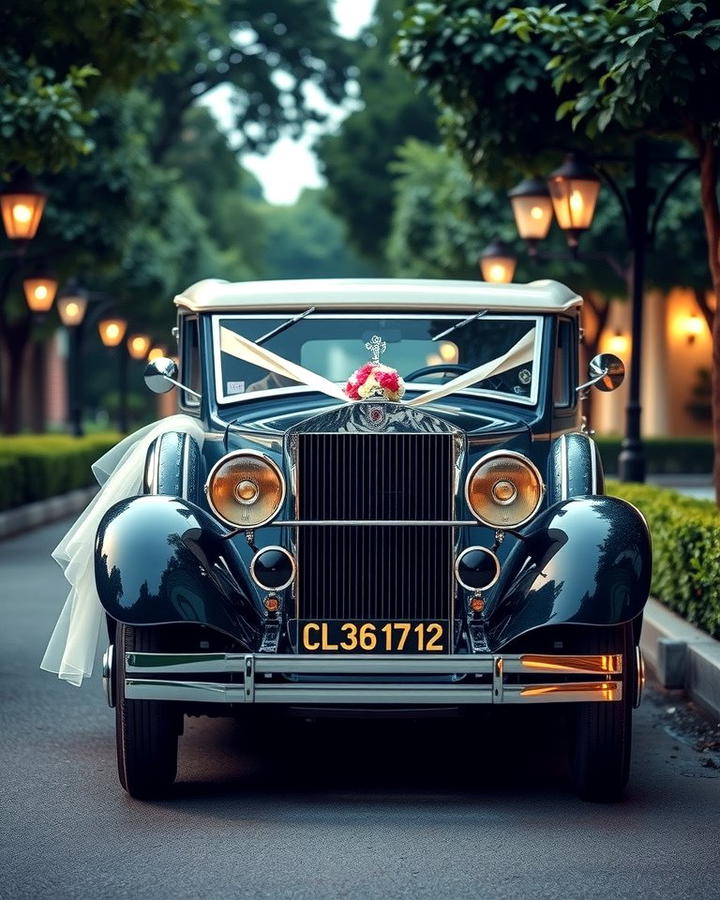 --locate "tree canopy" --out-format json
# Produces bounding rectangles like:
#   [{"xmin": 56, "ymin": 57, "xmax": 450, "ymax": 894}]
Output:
[
  {"xmin": 318, "ymin": 0, "xmax": 438, "ymax": 261},
  {"xmin": 397, "ymin": 0, "xmax": 720, "ymax": 496}
]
